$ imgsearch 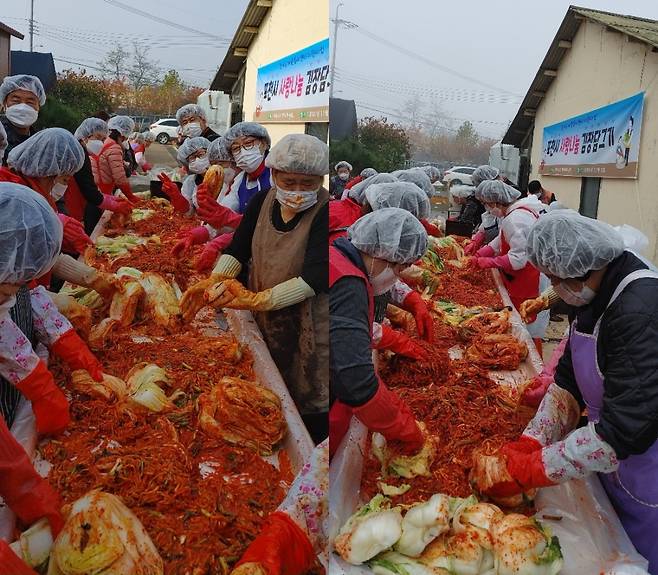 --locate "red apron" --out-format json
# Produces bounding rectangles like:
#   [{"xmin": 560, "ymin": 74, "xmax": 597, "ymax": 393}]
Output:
[
  {"xmin": 63, "ymin": 177, "xmax": 85, "ymax": 222},
  {"xmin": 329, "ymin": 245, "xmax": 374, "ymax": 457},
  {"xmin": 93, "ymin": 140, "xmax": 120, "ymax": 194},
  {"xmin": 328, "ymin": 197, "xmax": 362, "ymax": 245},
  {"xmin": 499, "ymin": 206, "xmax": 540, "ymax": 312}
]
